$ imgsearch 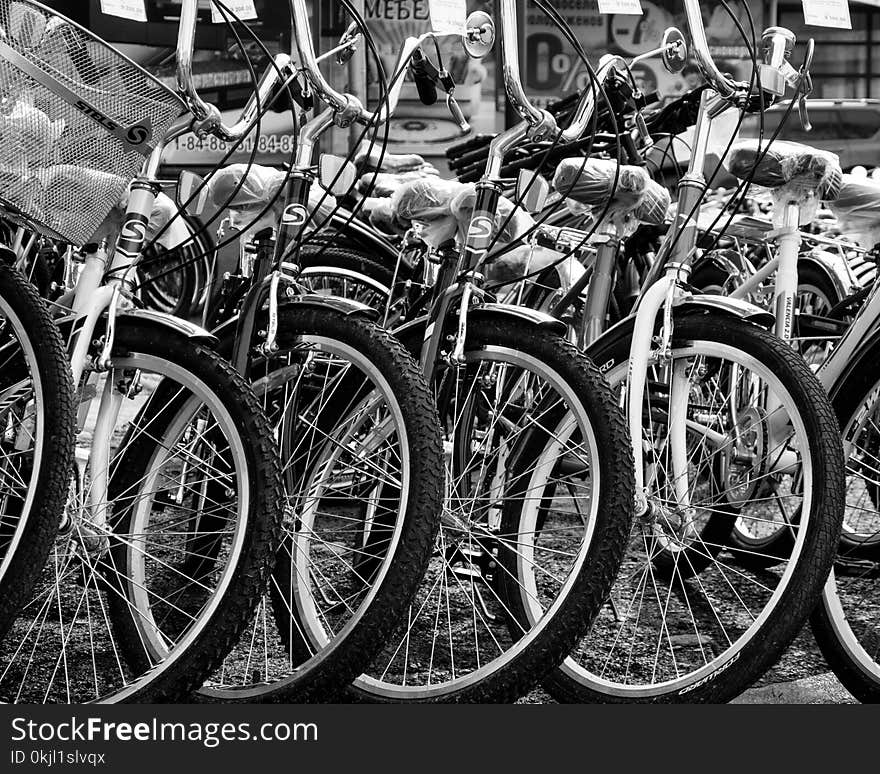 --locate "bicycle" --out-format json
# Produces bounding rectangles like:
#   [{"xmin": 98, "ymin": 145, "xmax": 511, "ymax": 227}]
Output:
[
  {"xmin": 491, "ymin": 2, "xmax": 846, "ymax": 702},
  {"xmin": 301, "ymin": 7, "xmax": 638, "ymax": 703},
  {"xmin": 0, "ymin": 0, "xmax": 284, "ymax": 702},
  {"xmin": 161, "ymin": 0, "xmax": 446, "ymax": 702}
]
